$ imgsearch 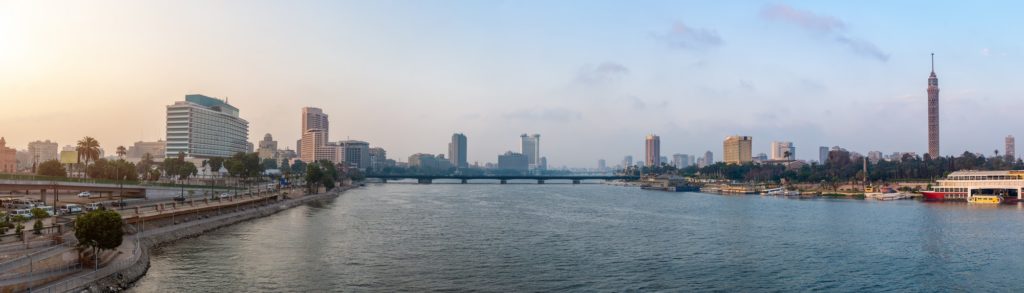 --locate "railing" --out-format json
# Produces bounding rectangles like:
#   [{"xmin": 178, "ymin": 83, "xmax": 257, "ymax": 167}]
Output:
[{"xmin": 30, "ymin": 231, "xmax": 142, "ymax": 293}]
